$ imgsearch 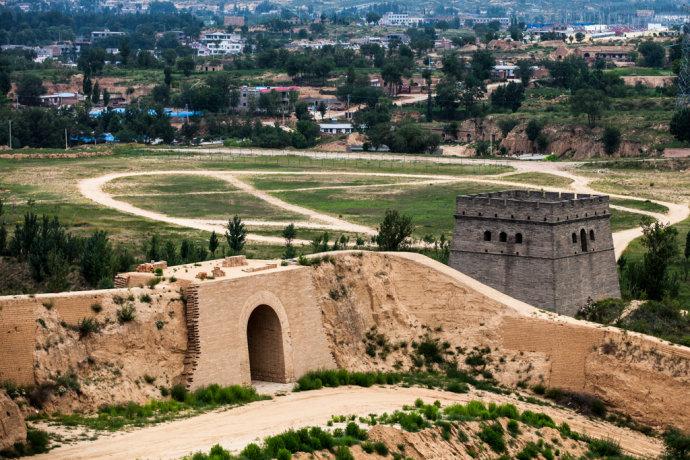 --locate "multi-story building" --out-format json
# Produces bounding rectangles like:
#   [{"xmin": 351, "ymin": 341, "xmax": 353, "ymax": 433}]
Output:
[
  {"xmin": 378, "ymin": 13, "xmax": 423, "ymax": 27},
  {"xmin": 236, "ymin": 86, "xmax": 299, "ymax": 112},
  {"xmin": 91, "ymin": 29, "xmax": 127, "ymax": 41},
  {"xmin": 197, "ymin": 40, "xmax": 244, "ymax": 56},
  {"xmin": 200, "ymin": 31, "xmax": 242, "ymax": 43}
]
